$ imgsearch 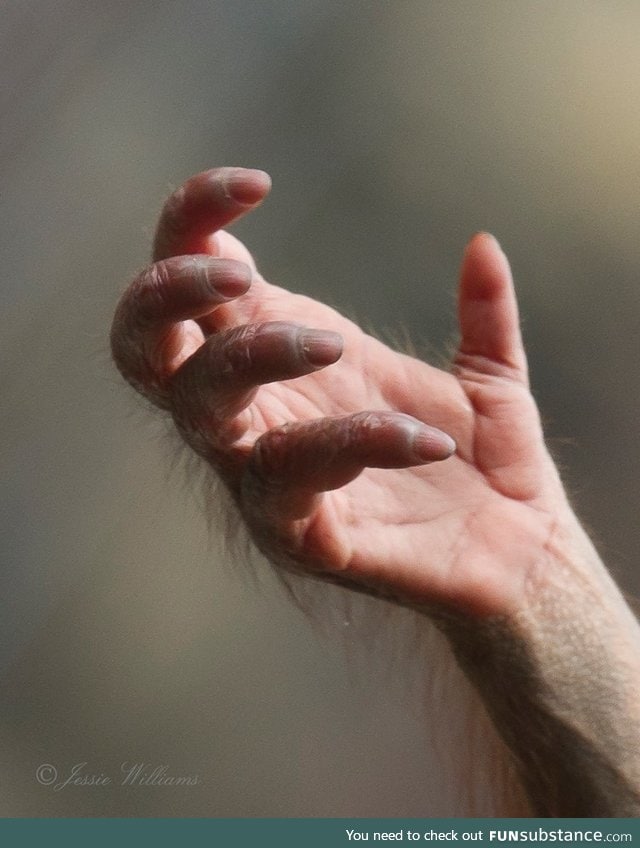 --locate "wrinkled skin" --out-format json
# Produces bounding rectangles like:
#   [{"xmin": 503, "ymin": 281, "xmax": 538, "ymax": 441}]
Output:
[
  {"xmin": 111, "ymin": 167, "xmax": 569, "ymax": 617},
  {"xmin": 111, "ymin": 170, "xmax": 640, "ymax": 817}
]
